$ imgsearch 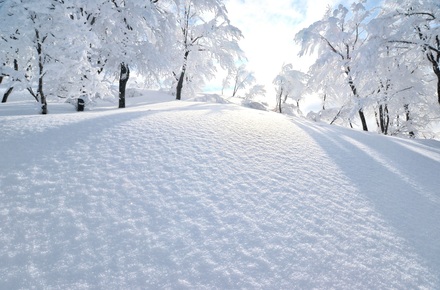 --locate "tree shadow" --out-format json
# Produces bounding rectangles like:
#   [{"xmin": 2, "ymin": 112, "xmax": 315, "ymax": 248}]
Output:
[{"xmin": 294, "ymin": 119, "xmax": 440, "ymax": 273}]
